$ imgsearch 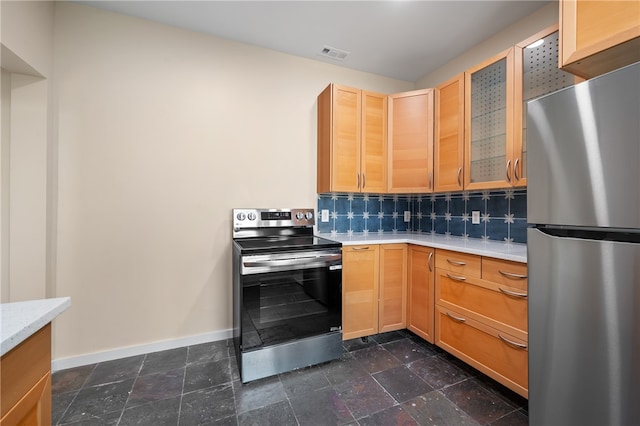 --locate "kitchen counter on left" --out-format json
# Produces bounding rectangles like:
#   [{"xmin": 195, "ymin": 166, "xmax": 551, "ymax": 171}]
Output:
[{"xmin": 1, "ymin": 297, "xmax": 71, "ymax": 357}]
